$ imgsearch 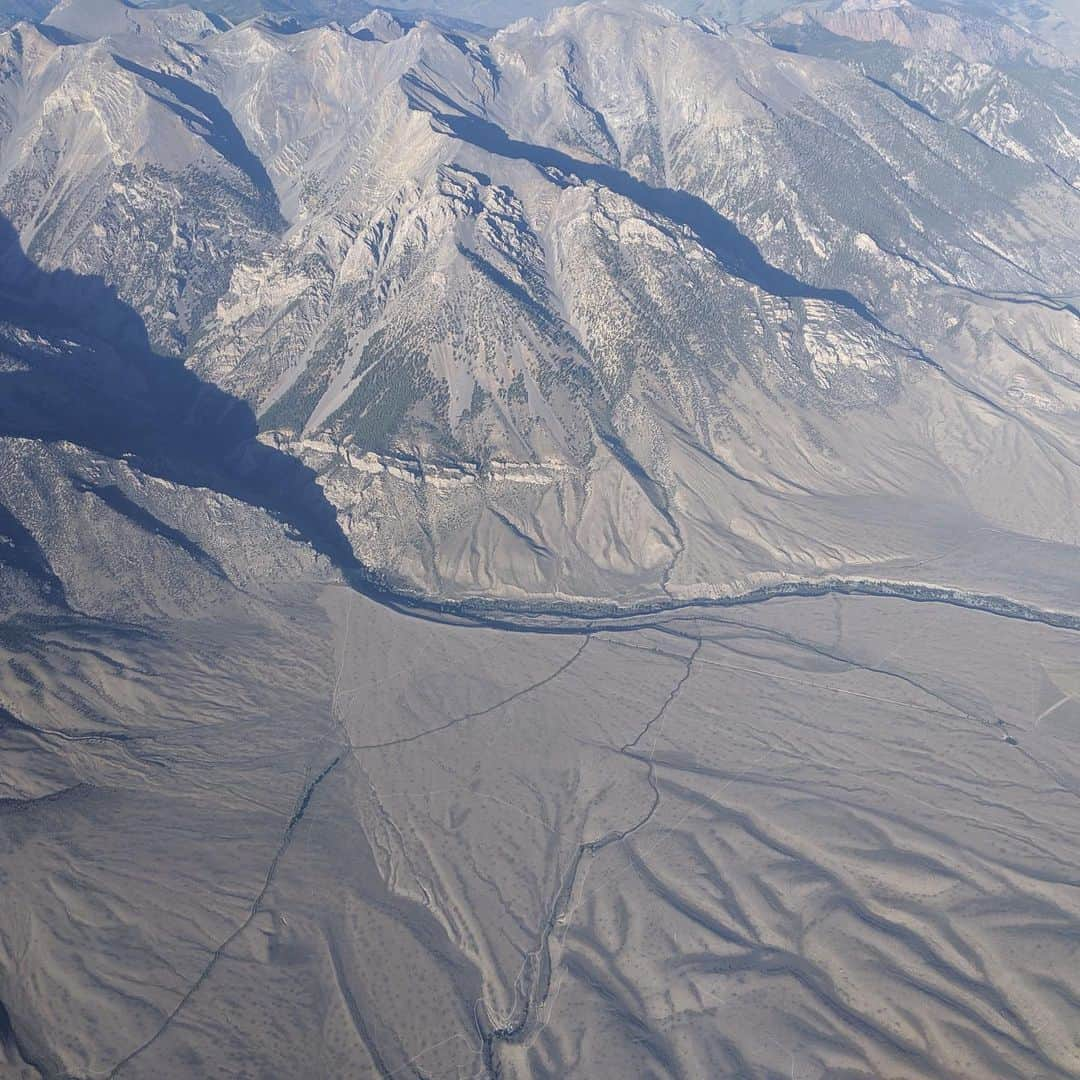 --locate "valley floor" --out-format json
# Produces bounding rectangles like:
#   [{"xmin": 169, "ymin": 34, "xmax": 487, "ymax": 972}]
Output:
[{"xmin": 2, "ymin": 579, "xmax": 1079, "ymax": 1078}]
